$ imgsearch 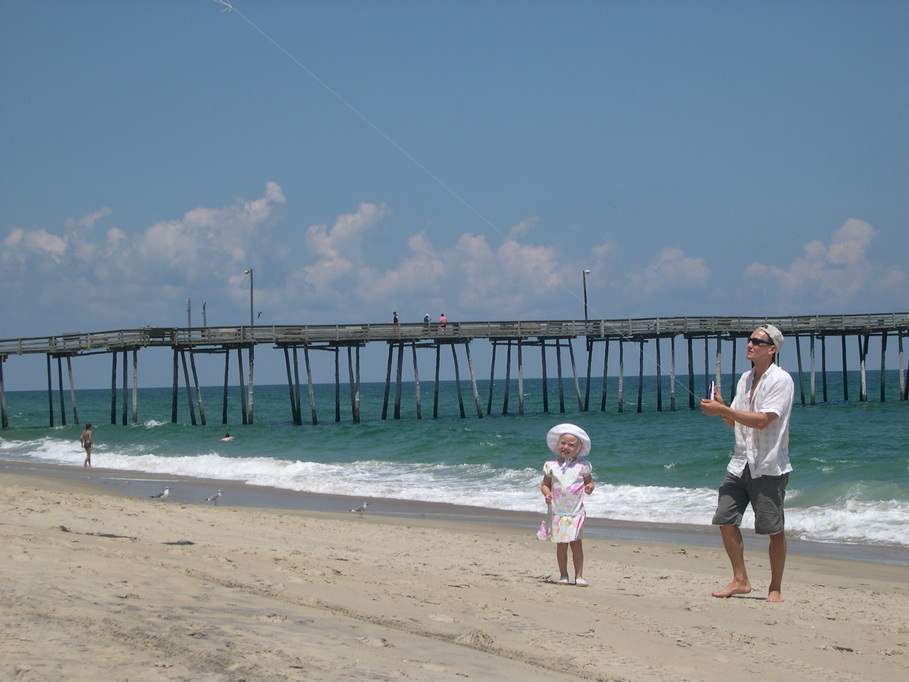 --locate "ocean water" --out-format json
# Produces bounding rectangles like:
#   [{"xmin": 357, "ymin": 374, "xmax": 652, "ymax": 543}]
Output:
[{"xmin": 1, "ymin": 372, "xmax": 907, "ymax": 548}]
